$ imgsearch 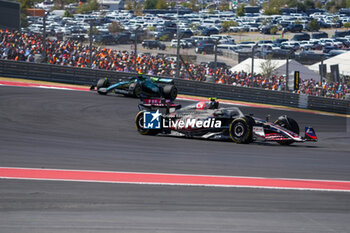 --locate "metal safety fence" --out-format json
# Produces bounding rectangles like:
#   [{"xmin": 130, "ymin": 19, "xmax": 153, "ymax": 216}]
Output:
[{"xmin": 0, "ymin": 59, "xmax": 349, "ymax": 114}]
